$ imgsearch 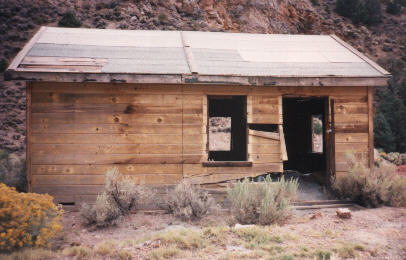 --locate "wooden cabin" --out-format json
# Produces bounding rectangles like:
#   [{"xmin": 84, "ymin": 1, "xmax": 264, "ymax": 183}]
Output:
[{"xmin": 6, "ymin": 27, "xmax": 390, "ymax": 206}]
